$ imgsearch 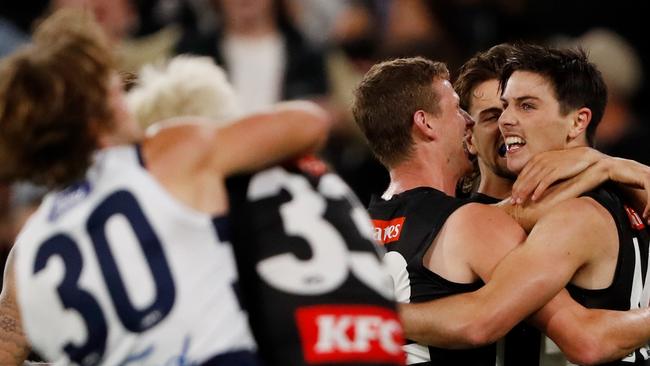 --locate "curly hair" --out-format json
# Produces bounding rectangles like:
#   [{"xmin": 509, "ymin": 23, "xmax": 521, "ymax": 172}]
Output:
[{"xmin": 0, "ymin": 8, "xmax": 115, "ymax": 189}]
